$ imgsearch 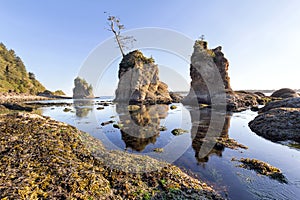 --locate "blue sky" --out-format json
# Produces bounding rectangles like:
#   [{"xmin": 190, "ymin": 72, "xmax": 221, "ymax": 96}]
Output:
[{"xmin": 1, "ymin": 0, "xmax": 300, "ymax": 95}]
